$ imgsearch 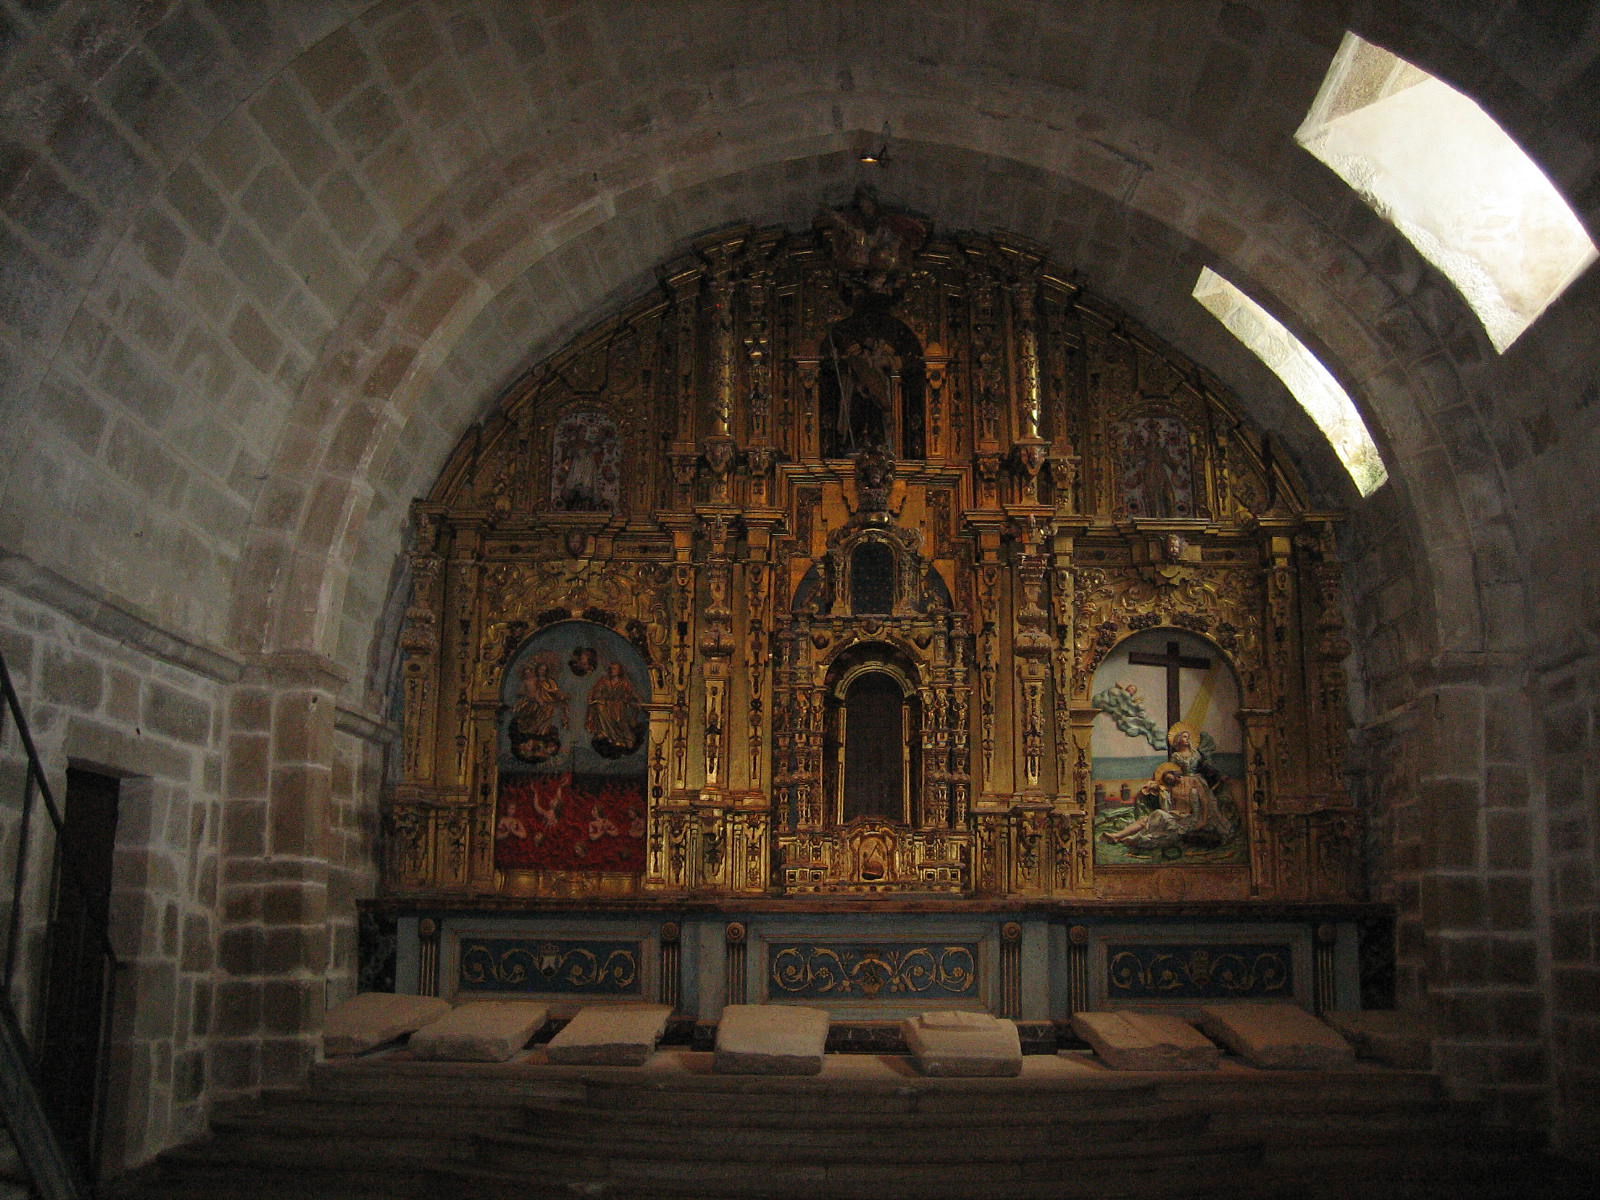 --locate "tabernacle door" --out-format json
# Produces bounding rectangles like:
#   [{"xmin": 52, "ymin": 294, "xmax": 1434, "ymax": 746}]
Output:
[
  {"xmin": 841, "ymin": 670, "xmax": 909, "ymax": 823},
  {"xmin": 823, "ymin": 647, "xmax": 922, "ymax": 828}
]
